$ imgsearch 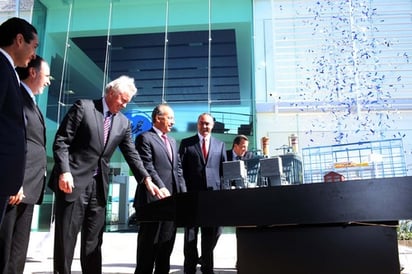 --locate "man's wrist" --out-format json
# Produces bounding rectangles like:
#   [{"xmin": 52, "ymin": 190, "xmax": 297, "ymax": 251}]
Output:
[{"xmin": 142, "ymin": 177, "xmax": 152, "ymax": 185}]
